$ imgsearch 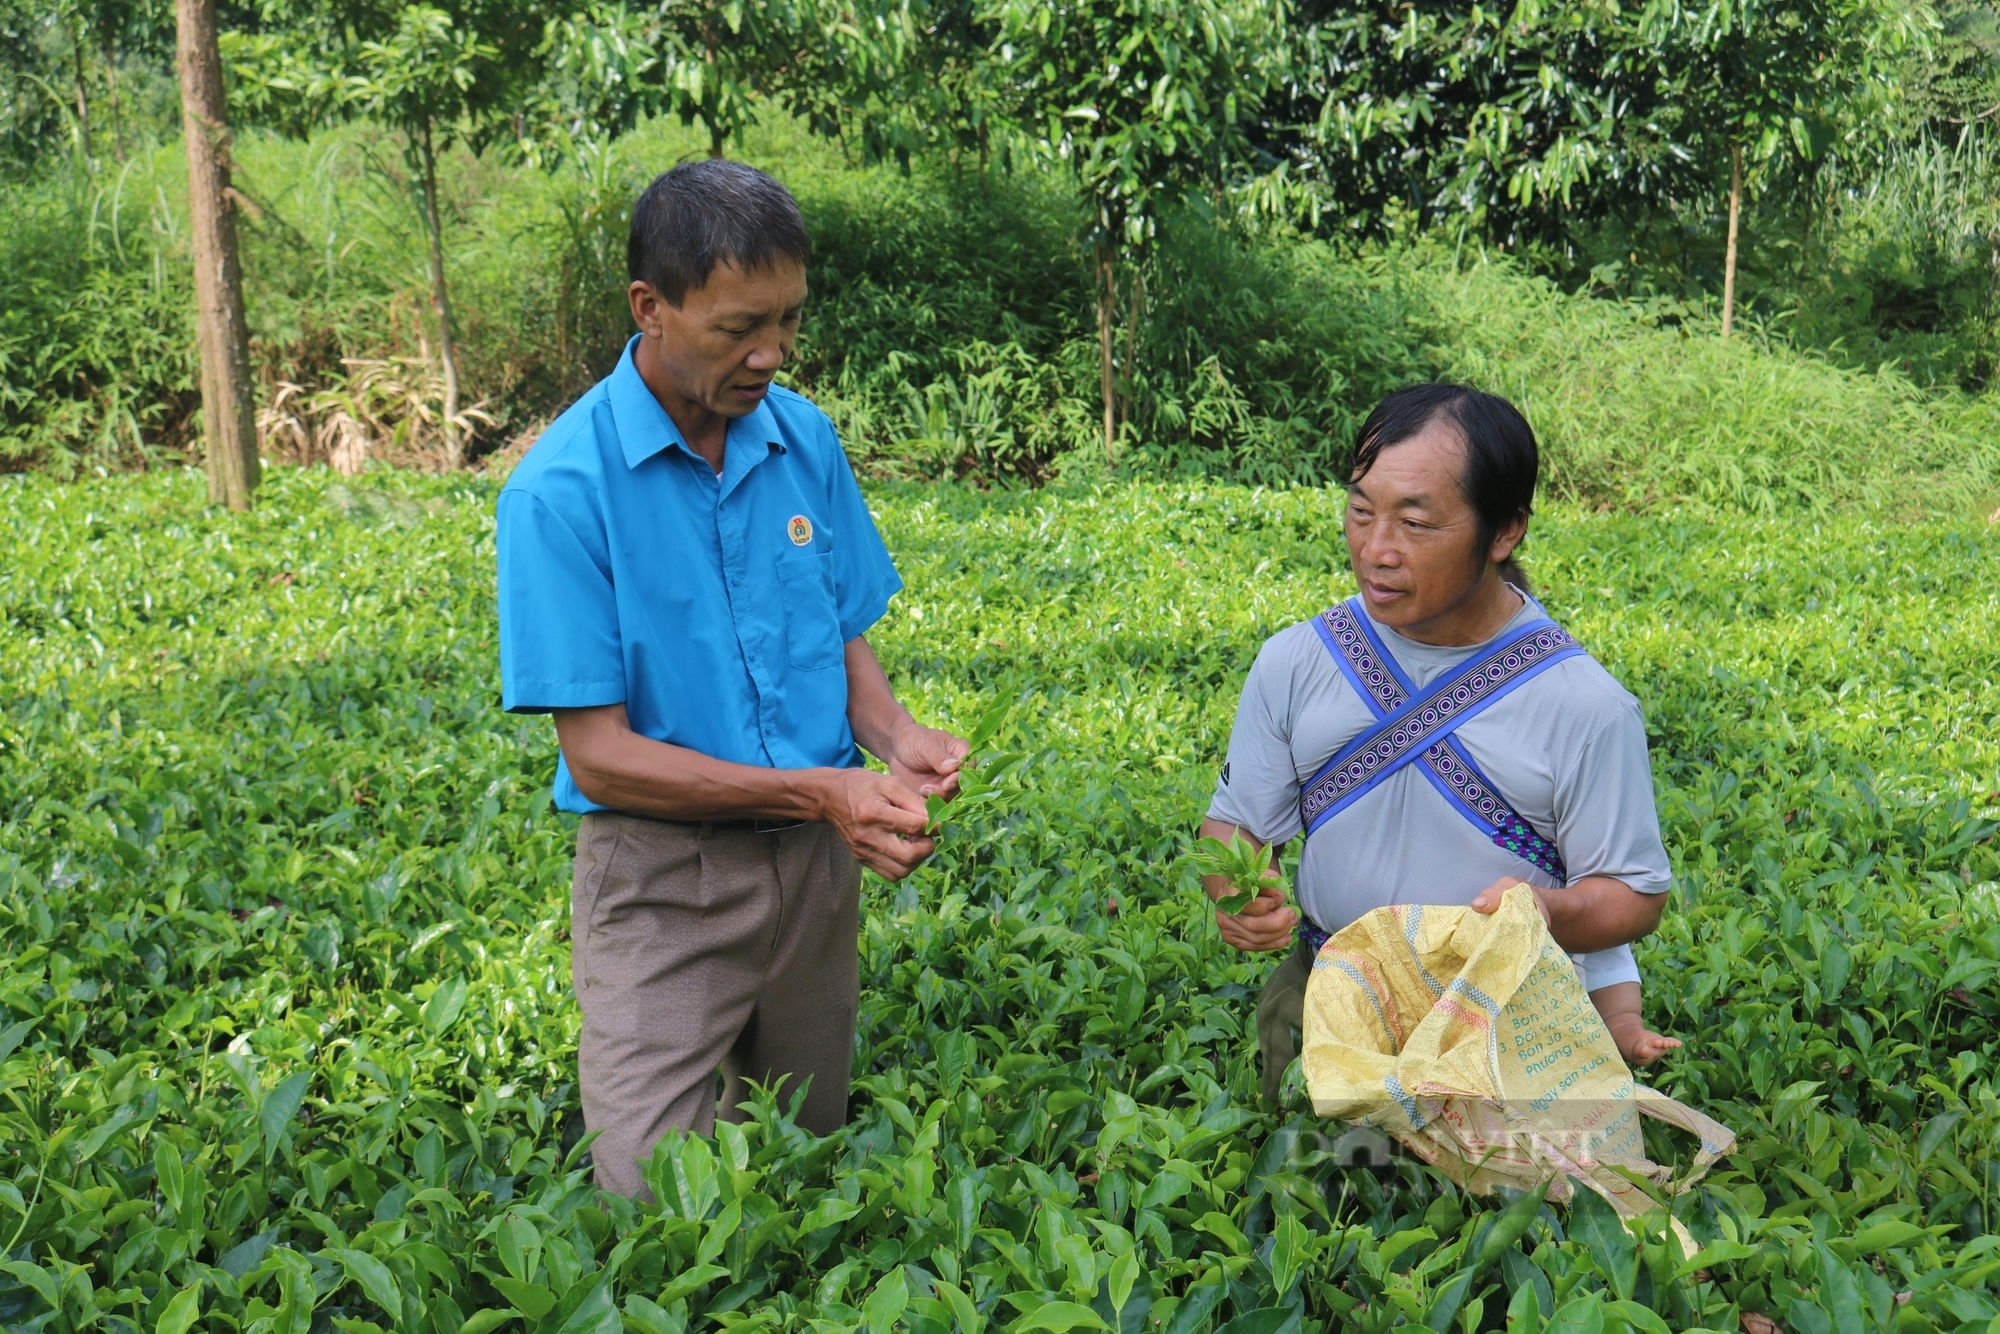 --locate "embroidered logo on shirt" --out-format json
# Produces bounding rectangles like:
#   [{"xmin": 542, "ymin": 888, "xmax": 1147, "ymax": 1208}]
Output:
[
  {"xmin": 1221, "ymin": 761, "xmax": 1231, "ymax": 786},
  {"xmin": 787, "ymin": 515, "xmax": 813, "ymax": 546}
]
